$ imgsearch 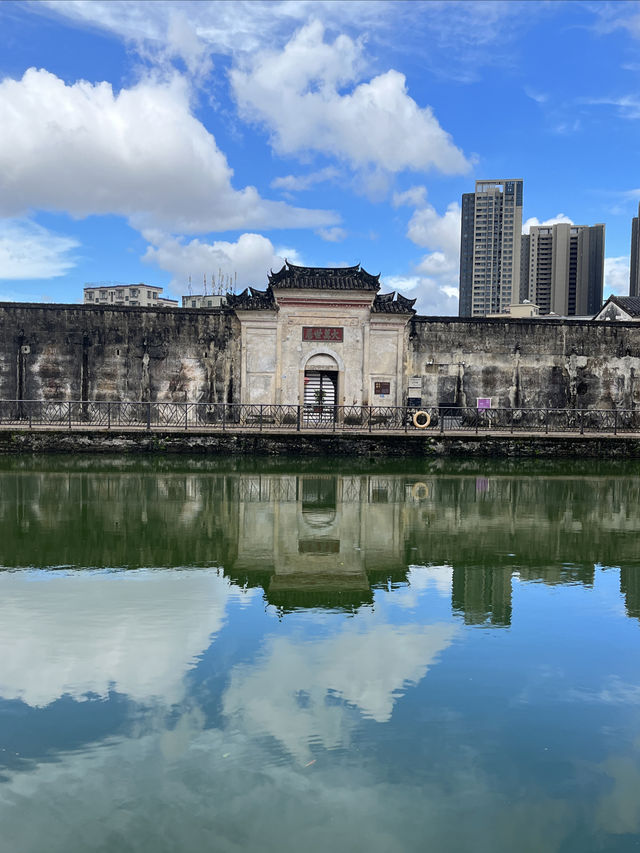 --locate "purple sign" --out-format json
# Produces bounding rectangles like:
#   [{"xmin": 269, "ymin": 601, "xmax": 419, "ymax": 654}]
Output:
[{"xmin": 477, "ymin": 397, "xmax": 492, "ymax": 411}]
